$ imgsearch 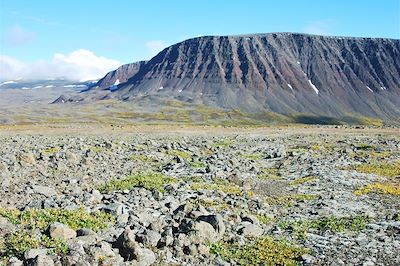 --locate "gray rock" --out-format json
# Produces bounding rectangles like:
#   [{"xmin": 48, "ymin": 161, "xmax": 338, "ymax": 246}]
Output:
[
  {"xmin": 8, "ymin": 257, "xmax": 23, "ymax": 266},
  {"xmin": 189, "ymin": 221, "xmax": 220, "ymax": 243},
  {"xmin": 197, "ymin": 214, "xmax": 226, "ymax": 237},
  {"xmin": 241, "ymin": 214, "xmax": 260, "ymax": 225},
  {"xmin": 0, "ymin": 216, "xmax": 15, "ymax": 236},
  {"xmin": 90, "ymin": 189, "xmax": 103, "ymax": 203},
  {"xmin": 101, "ymin": 202, "xmax": 125, "ymax": 216},
  {"xmin": 65, "ymin": 151, "xmax": 79, "ymax": 164},
  {"xmin": 116, "ymin": 228, "xmax": 157, "ymax": 265},
  {"xmin": 238, "ymin": 223, "xmax": 263, "ymax": 238},
  {"xmin": 49, "ymin": 222, "xmax": 76, "ymax": 240},
  {"xmin": 135, "ymin": 248, "xmax": 156, "ymax": 266},
  {"xmin": 198, "ymin": 244, "xmax": 210, "ymax": 256},
  {"xmin": 31, "ymin": 254, "xmax": 54, "ymax": 266},
  {"xmin": 19, "ymin": 153, "xmax": 36, "ymax": 165},
  {"xmin": 98, "ymin": 241, "xmax": 116, "ymax": 257},
  {"xmin": 137, "ymin": 230, "xmax": 161, "ymax": 247},
  {"xmin": 24, "ymin": 248, "xmax": 48, "ymax": 260},
  {"xmin": 76, "ymin": 228, "xmax": 96, "ymax": 236},
  {"xmin": 32, "ymin": 185, "xmax": 56, "ymax": 197},
  {"xmin": 137, "ymin": 211, "xmax": 157, "ymax": 227},
  {"xmin": 302, "ymin": 254, "xmax": 315, "ymax": 264}
]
